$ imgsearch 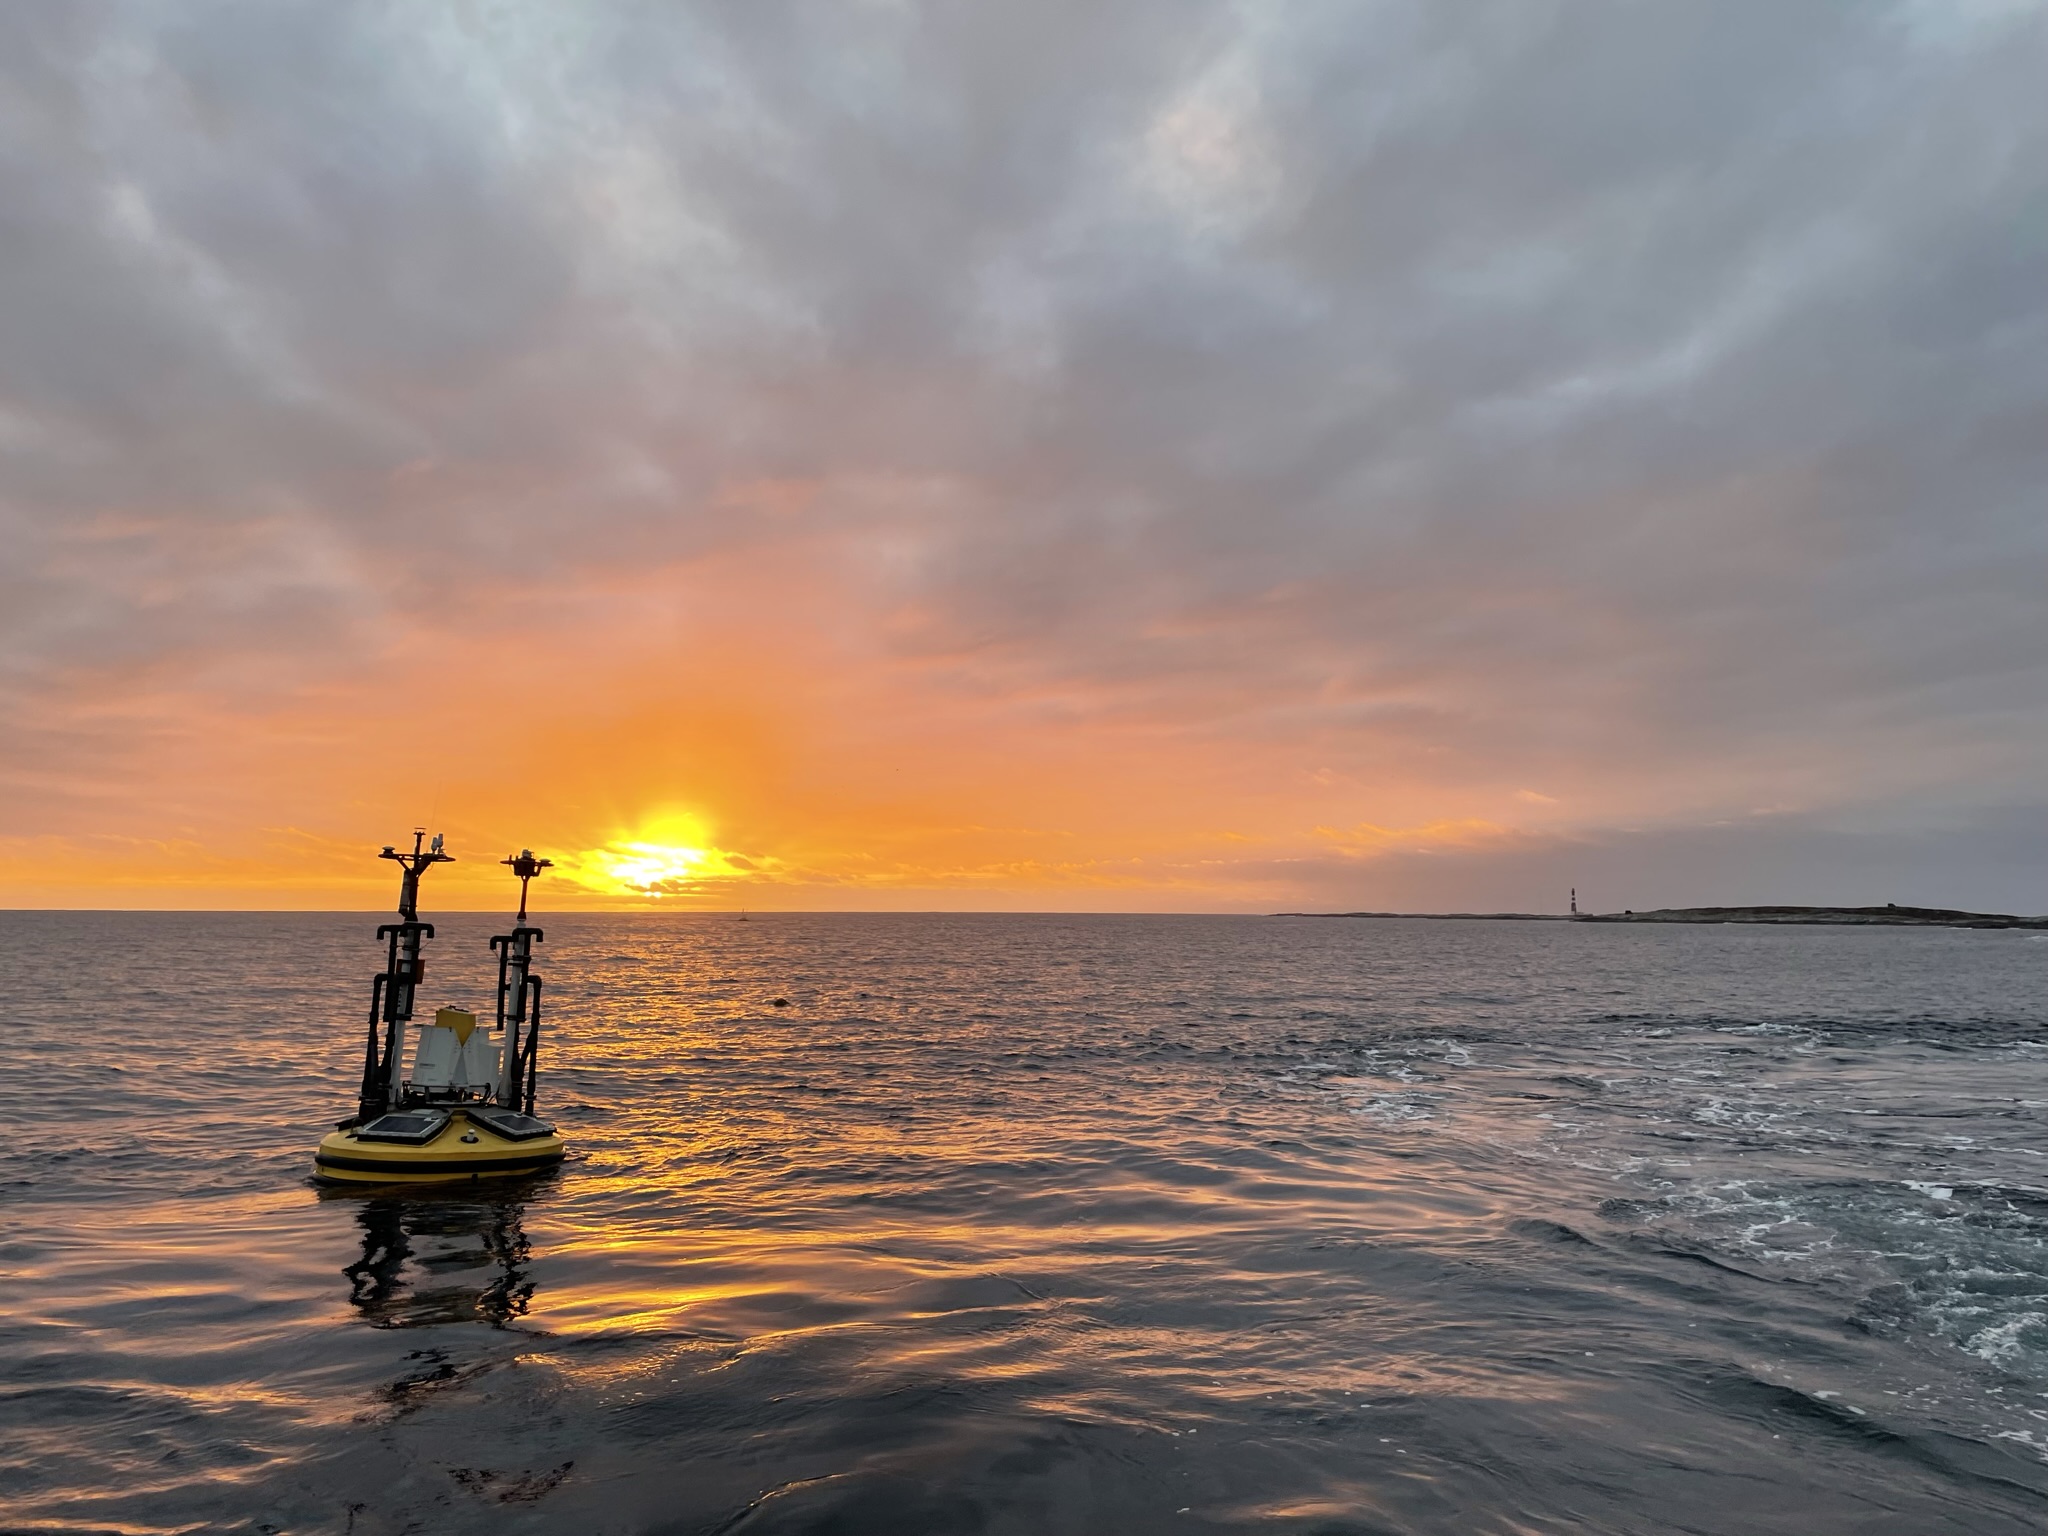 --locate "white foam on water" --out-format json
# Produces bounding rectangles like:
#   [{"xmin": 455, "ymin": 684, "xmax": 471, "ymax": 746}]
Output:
[
  {"xmin": 1343, "ymin": 1089, "xmax": 1442, "ymax": 1125},
  {"xmin": 1966, "ymin": 1313, "xmax": 2048, "ymax": 1368}
]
